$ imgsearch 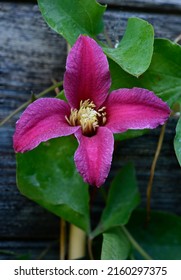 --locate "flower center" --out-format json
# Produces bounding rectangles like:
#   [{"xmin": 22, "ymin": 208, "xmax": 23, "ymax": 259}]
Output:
[{"xmin": 66, "ymin": 99, "xmax": 106, "ymax": 136}]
